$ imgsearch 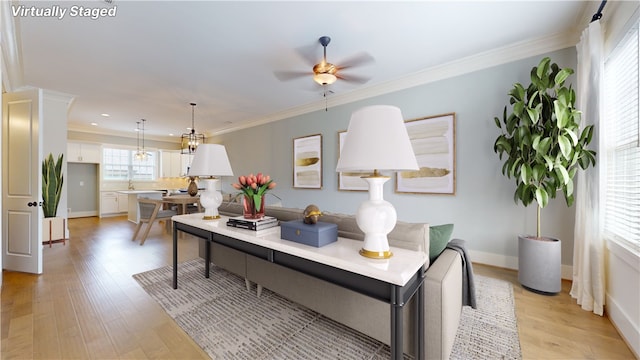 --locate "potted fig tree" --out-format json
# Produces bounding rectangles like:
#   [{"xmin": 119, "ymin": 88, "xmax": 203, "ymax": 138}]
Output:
[
  {"xmin": 42, "ymin": 153, "xmax": 67, "ymax": 245},
  {"xmin": 493, "ymin": 57, "xmax": 596, "ymax": 293}
]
